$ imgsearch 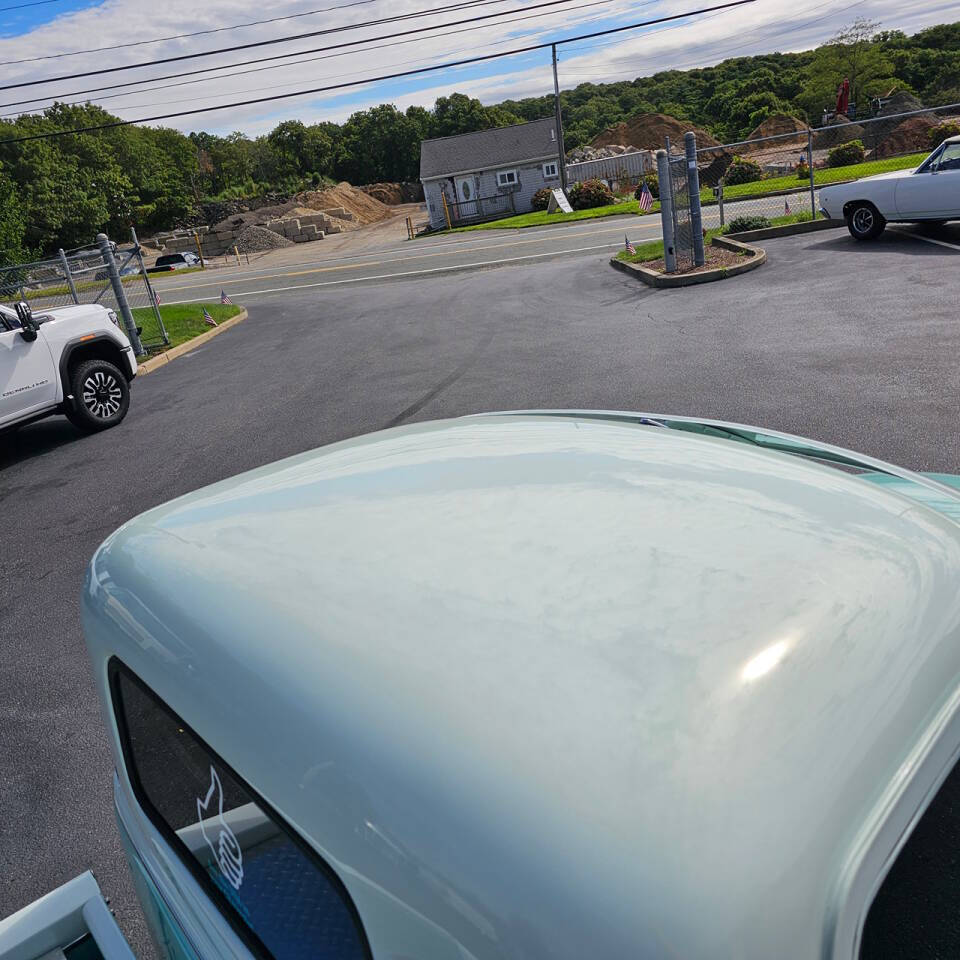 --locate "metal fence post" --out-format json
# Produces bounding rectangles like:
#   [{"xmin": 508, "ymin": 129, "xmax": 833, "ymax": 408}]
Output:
[
  {"xmin": 807, "ymin": 129, "xmax": 817, "ymax": 220},
  {"xmin": 131, "ymin": 227, "xmax": 168, "ymax": 346},
  {"xmin": 685, "ymin": 132, "xmax": 705, "ymax": 267},
  {"xmin": 97, "ymin": 232, "xmax": 143, "ymax": 355},
  {"xmin": 717, "ymin": 182, "xmax": 725, "ymax": 229},
  {"xmin": 656, "ymin": 149, "xmax": 677, "ymax": 274},
  {"xmin": 58, "ymin": 248, "xmax": 79, "ymax": 304}
]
